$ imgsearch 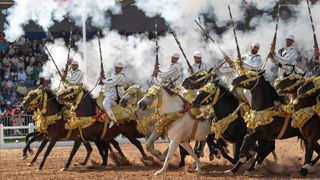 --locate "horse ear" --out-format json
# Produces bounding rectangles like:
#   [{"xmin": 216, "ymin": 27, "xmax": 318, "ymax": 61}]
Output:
[
  {"xmin": 259, "ymin": 70, "xmax": 265, "ymax": 76},
  {"xmin": 301, "ymin": 71, "xmax": 307, "ymax": 77},
  {"xmin": 208, "ymin": 67, "xmax": 214, "ymax": 74}
]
